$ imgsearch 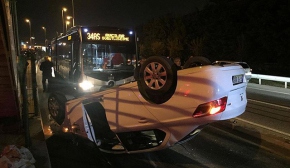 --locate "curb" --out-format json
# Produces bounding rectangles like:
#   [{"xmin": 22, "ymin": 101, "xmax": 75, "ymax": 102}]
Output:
[
  {"xmin": 211, "ymin": 118, "xmax": 290, "ymax": 160},
  {"xmin": 29, "ymin": 116, "xmax": 51, "ymax": 168}
]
